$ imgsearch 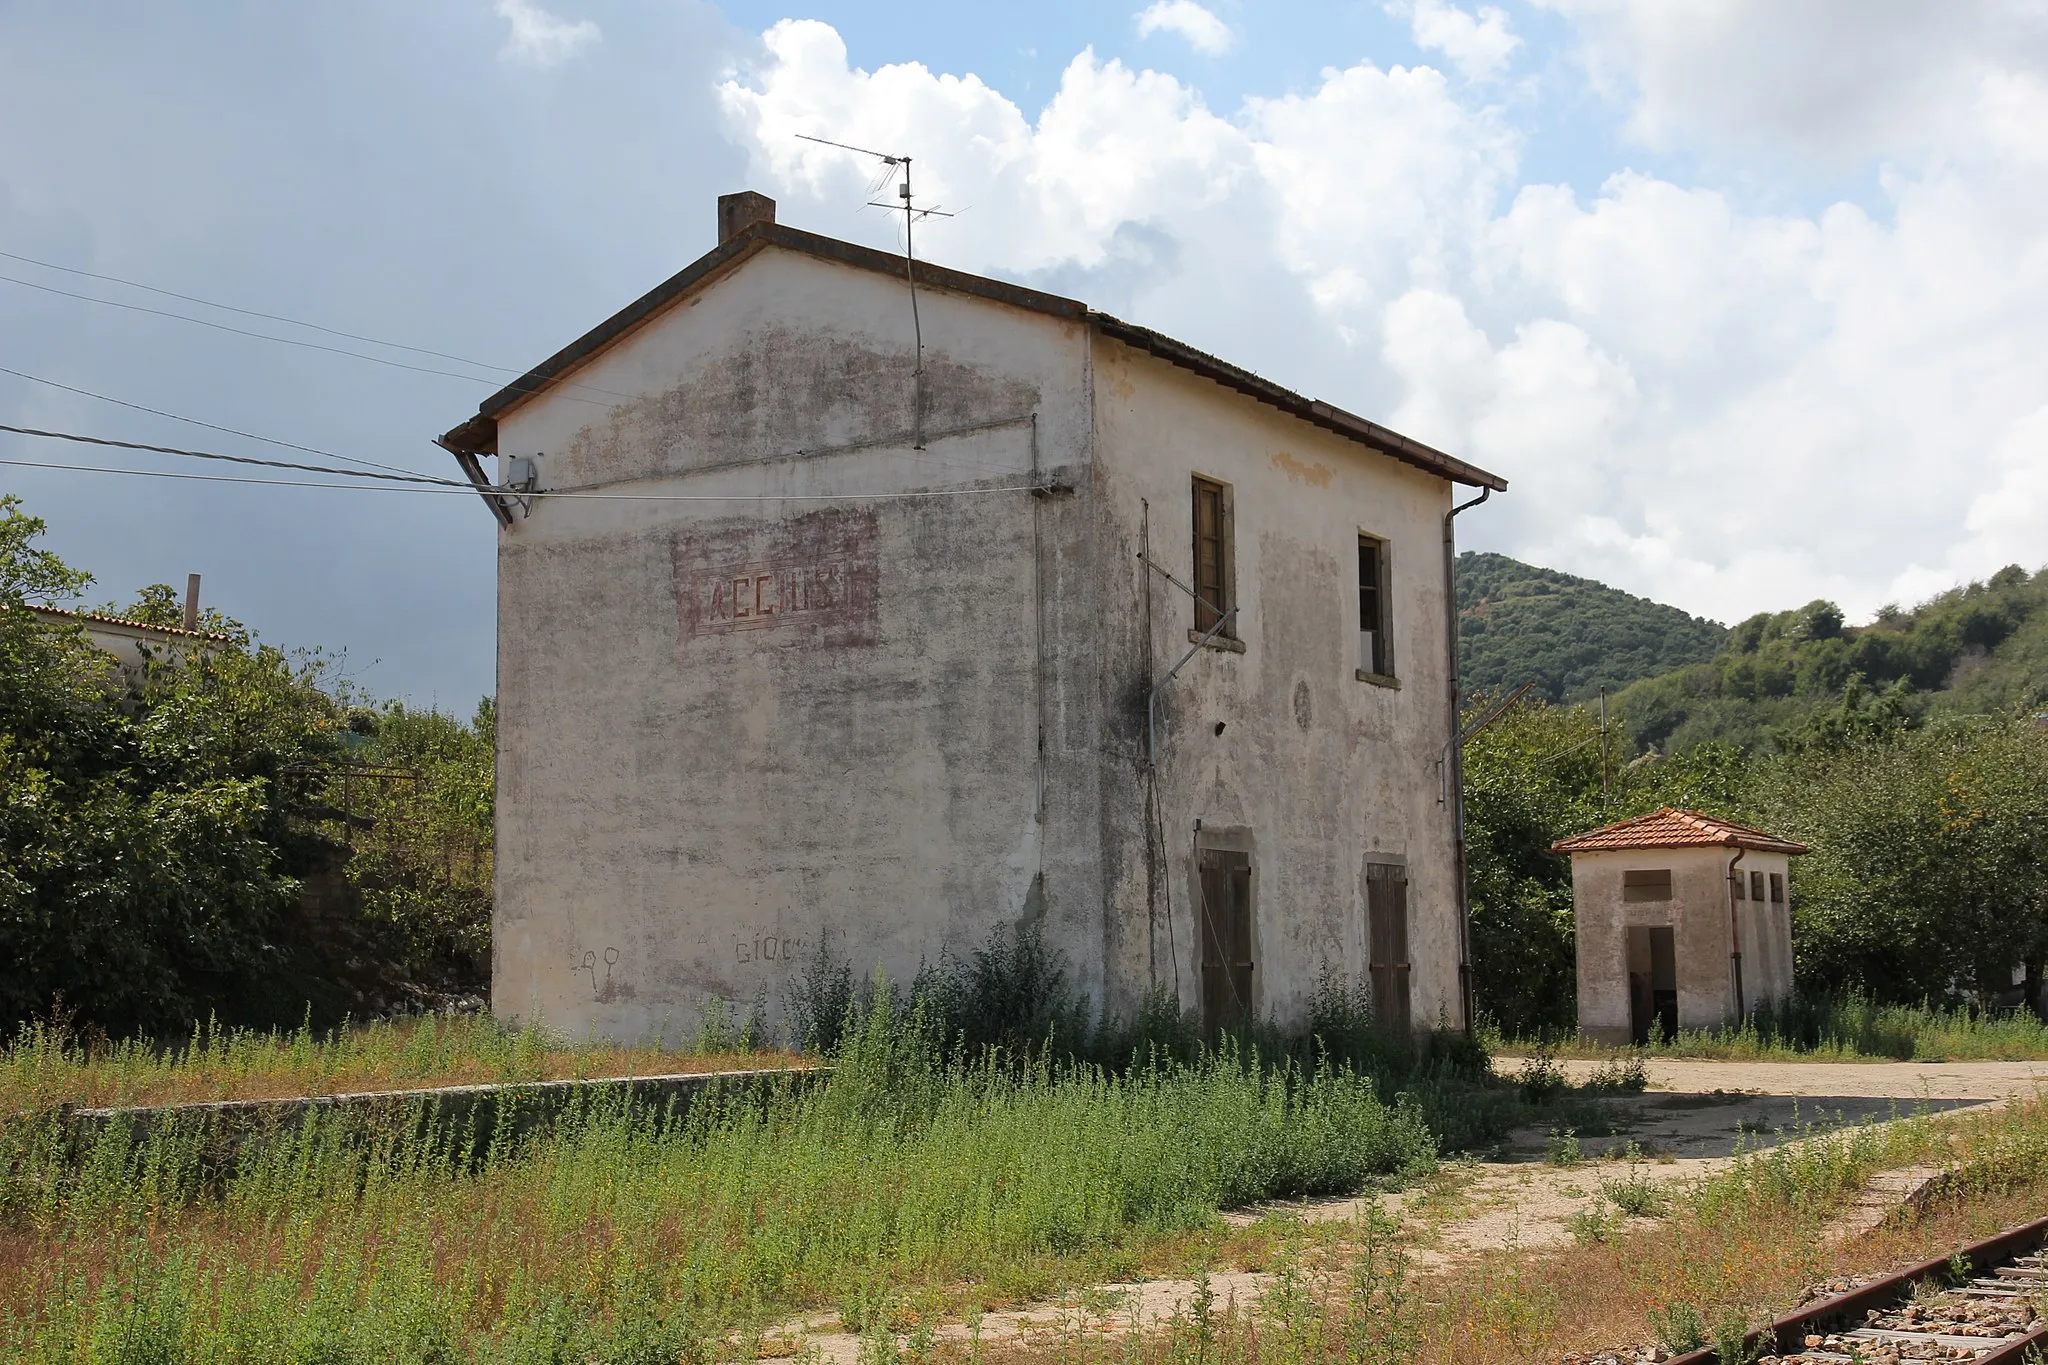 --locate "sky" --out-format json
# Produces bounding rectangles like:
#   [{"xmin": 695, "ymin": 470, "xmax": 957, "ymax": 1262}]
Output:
[{"xmin": 2, "ymin": 1, "xmax": 2045, "ymax": 707}]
